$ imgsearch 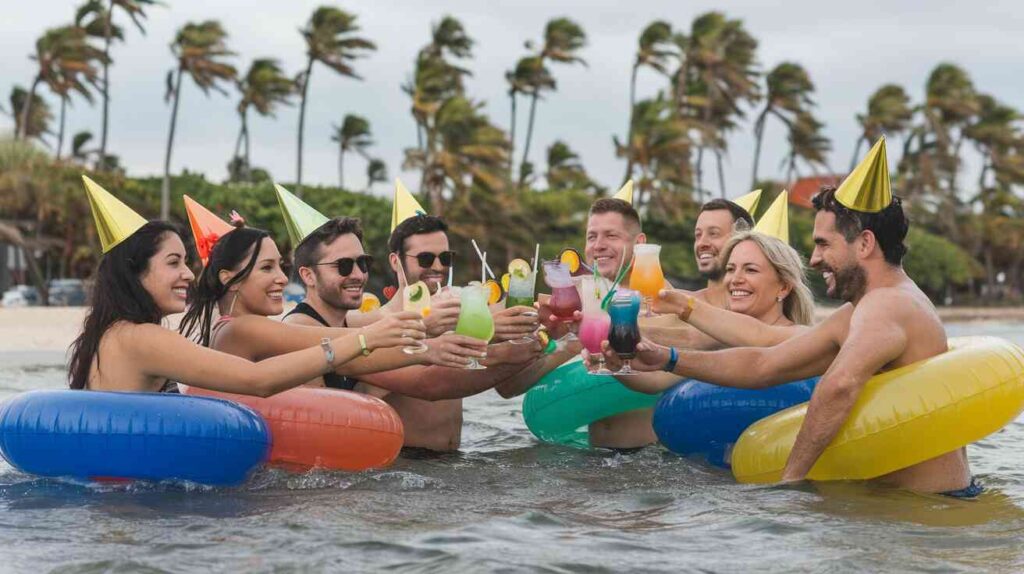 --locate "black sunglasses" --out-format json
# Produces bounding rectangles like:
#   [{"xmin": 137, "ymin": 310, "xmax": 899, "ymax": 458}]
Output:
[
  {"xmin": 404, "ymin": 250, "xmax": 455, "ymax": 268},
  {"xmin": 313, "ymin": 255, "xmax": 373, "ymax": 276}
]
